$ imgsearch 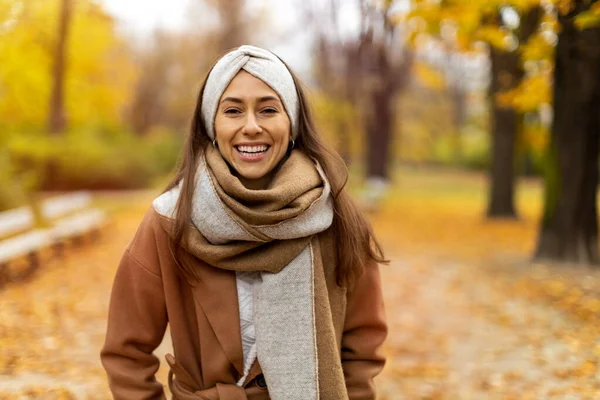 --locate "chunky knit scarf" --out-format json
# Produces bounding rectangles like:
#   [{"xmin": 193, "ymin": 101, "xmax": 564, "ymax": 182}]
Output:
[{"xmin": 153, "ymin": 145, "xmax": 348, "ymax": 399}]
